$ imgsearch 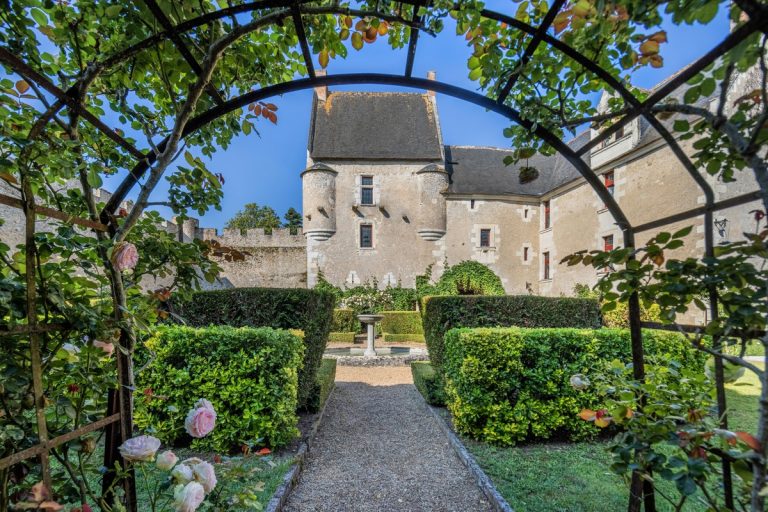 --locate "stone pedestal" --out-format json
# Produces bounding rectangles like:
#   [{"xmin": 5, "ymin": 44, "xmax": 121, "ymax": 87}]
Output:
[{"xmin": 357, "ymin": 314, "xmax": 384, "ymax": 358}]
